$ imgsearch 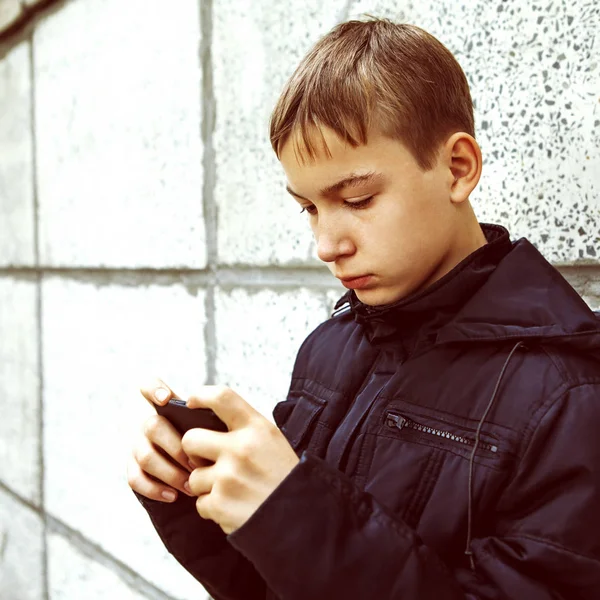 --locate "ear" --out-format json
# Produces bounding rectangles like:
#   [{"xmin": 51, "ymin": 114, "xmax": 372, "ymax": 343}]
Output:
[{"xmin": 444, "ymin": 133, "xmax": 482, "ymax": 204}]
